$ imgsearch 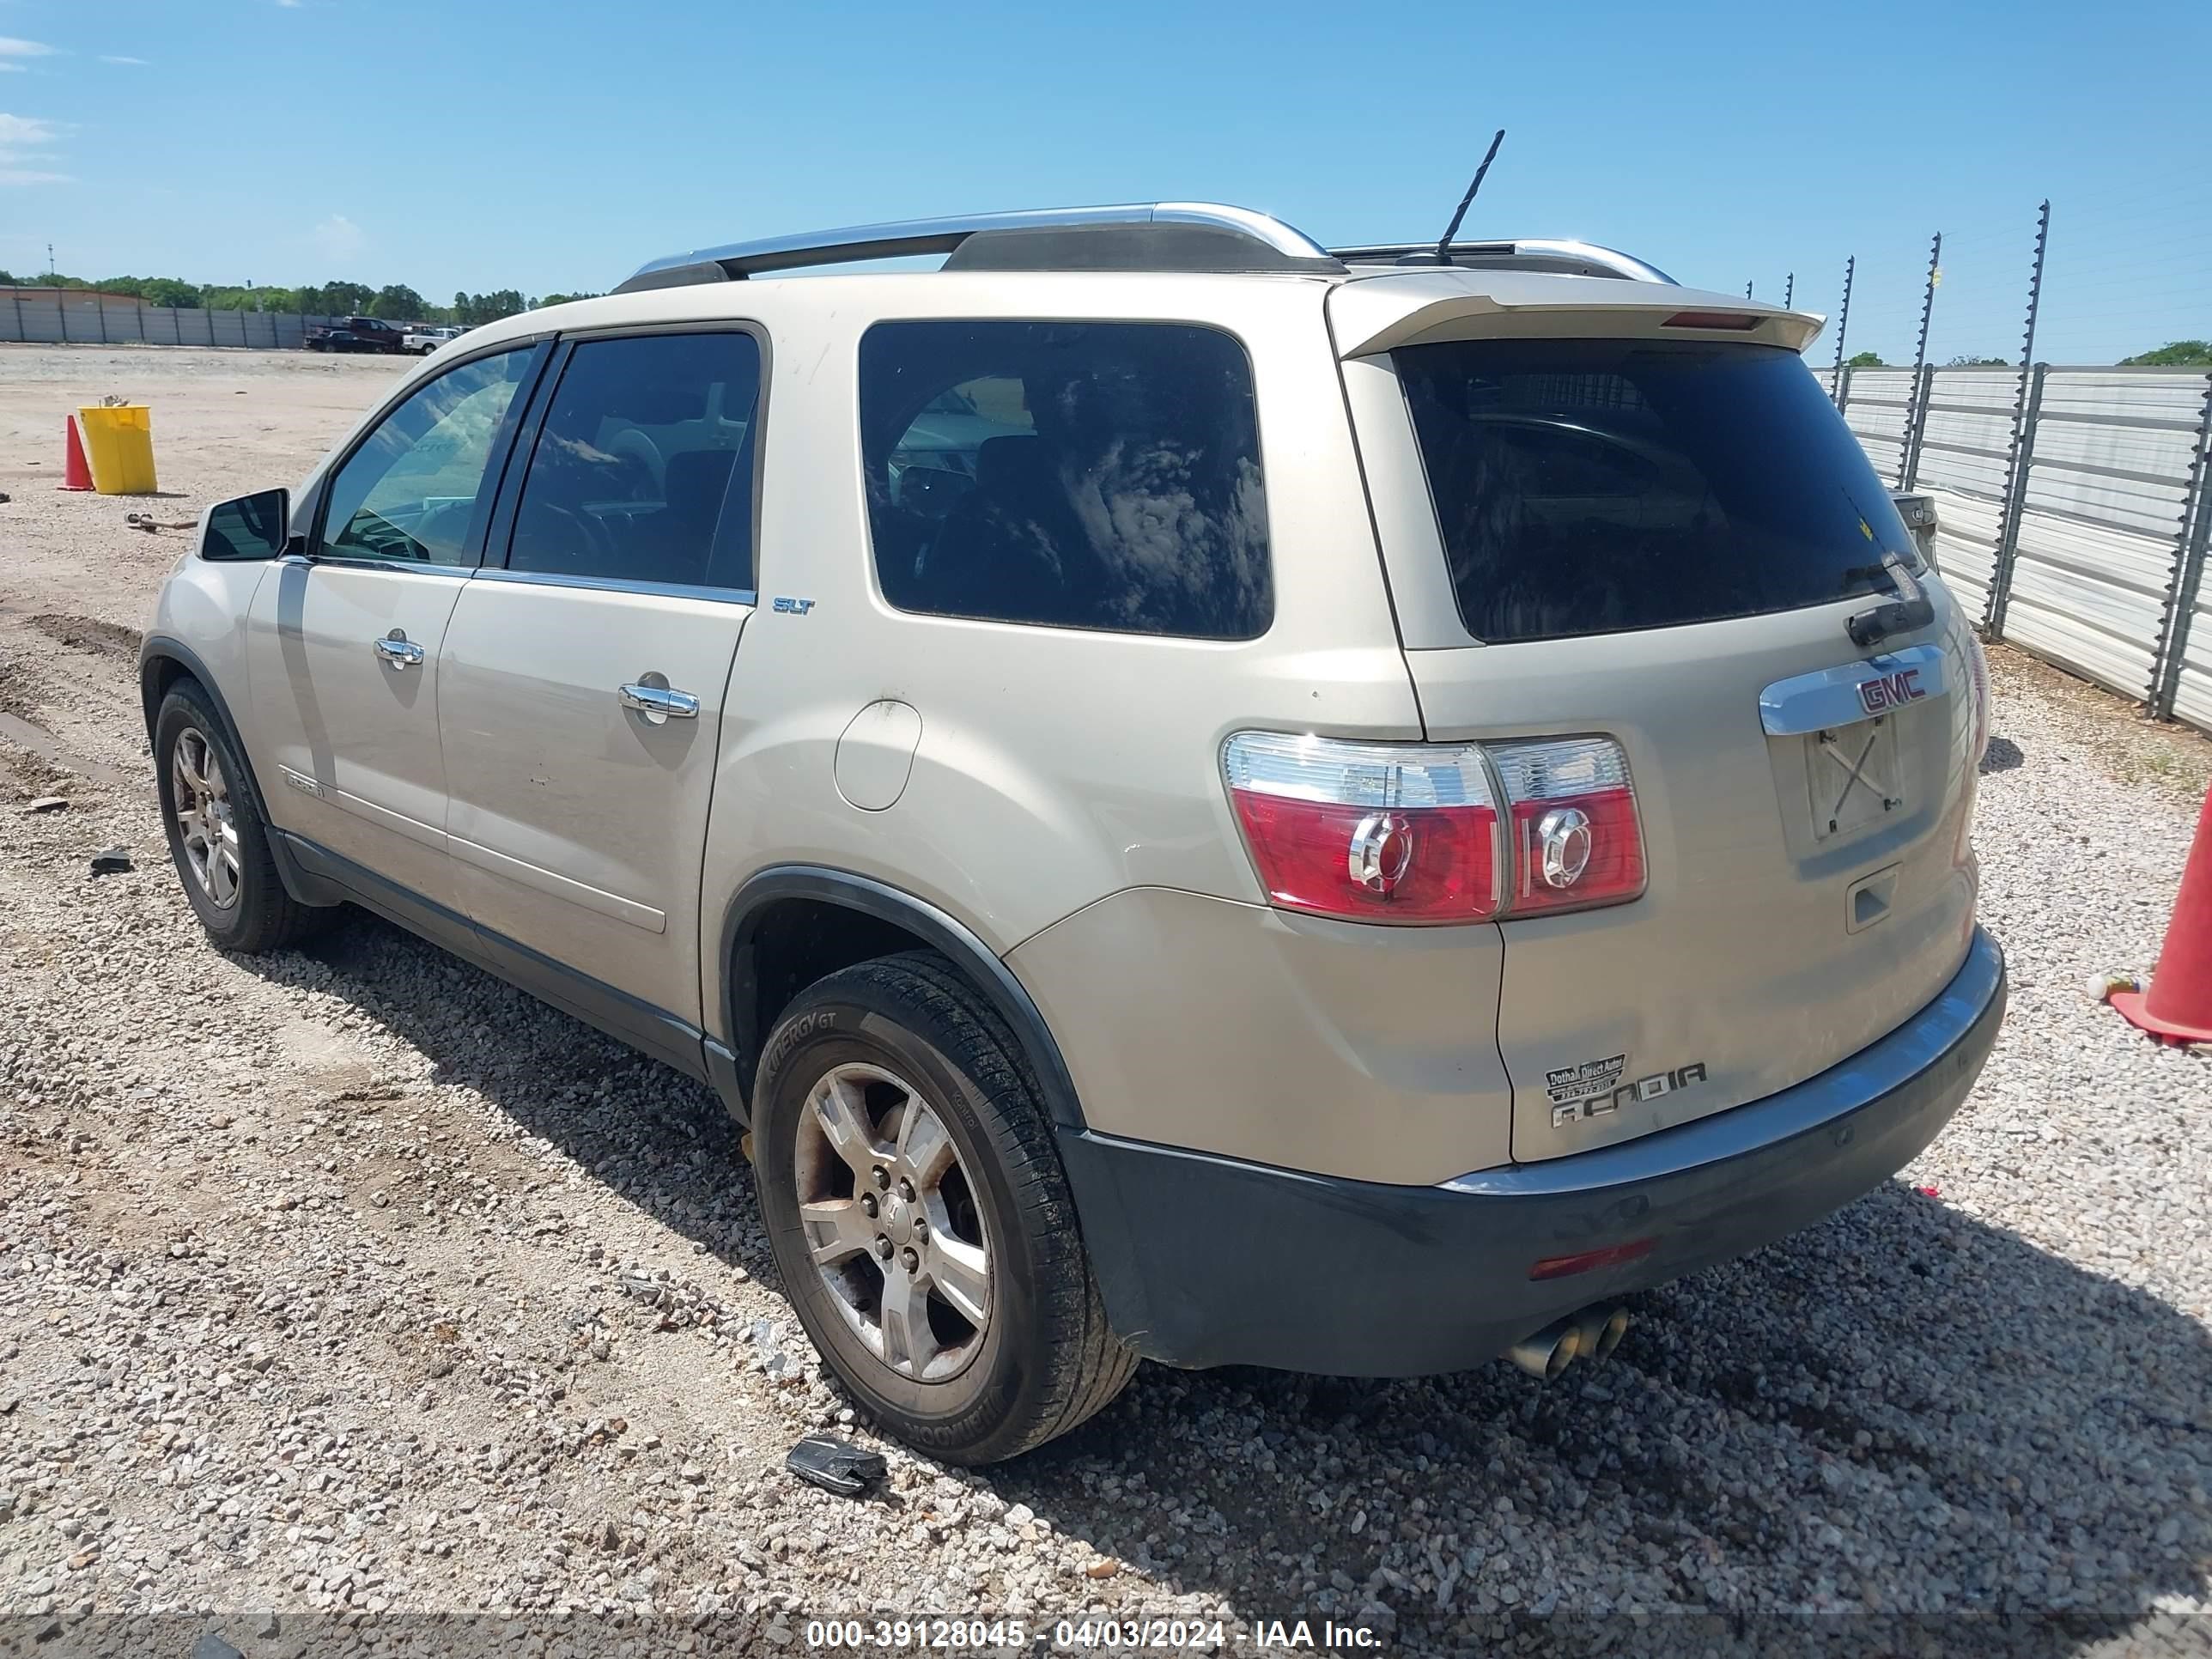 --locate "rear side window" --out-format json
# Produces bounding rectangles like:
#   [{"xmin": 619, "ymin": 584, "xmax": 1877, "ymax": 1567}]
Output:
[
  {"xmin": 1395, "ymin": 339, "xmax": 1917, "ymax": 643},
  {"xmin": 858, "ymin": 320, "xmax": 1271, "ymax": 640},
  {"xmin": 507, "ymin": 331, "xmax": 760, "ymax": 591}
]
